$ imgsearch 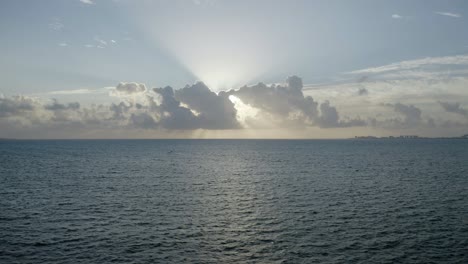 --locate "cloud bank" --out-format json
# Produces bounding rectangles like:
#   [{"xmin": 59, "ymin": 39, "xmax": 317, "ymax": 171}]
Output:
[{"xmin": 1, "ymin": 73, "xmax": 468, "ymax": 138}]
